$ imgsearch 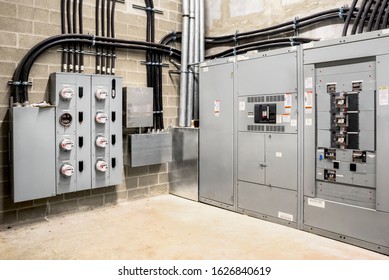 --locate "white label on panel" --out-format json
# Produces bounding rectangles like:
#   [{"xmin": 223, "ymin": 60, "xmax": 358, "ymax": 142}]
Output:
[
  {"xmin": 306, "ymin": 108, "xmax": 313, "ymax": 114},
  {"xmin": 214, "ymin": 100, "xmax": 220, "ymax": 117},
  {"xmin": 278, "ymin": 212, "xmax": 293, "ymax": 222},
  {"xmin": 203, "ymin": 67, "xmax": 209, "ymax": 72},
  {"xmin": 277, "ymin": 115, "xmax": 282, "ymax": 124},
  {"xmin": 276, "ymin": 152, "xmax": 283, "ymax": 158},
  {"xmin": 239, "ymin": 101, "xmax": 246, "ymax": 111},
  {"xmin": 285, "ymin": 107, "xmax": 292, "ymax": 114},
  {"xmin": 305, "ymin": 77, "xmax": 313, "ymax": 89},
  {"xmin": 282, "ymin": 114, "xmax": 291, "ymax": 123},
  {"xmin": 291, "ymin": 119, "xmax": 297, "ymax": 127},
  {"xmin": 379, "ymin": 86, "xmax": 389, "ymax": 105},
  {"xmin": 305, "ymin": 118, "xmax": 313, "ymax": 126},
  {"xmin": 284, "ymin": 93, "xmax": 292, "ymax": 108},
  {"xmin": 308, "ymin": 198, "xmax": 326, "ymax": 208},
  {"xmin": 305, "ymin": 91, "xmax": 313, "ymax": 111}
]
